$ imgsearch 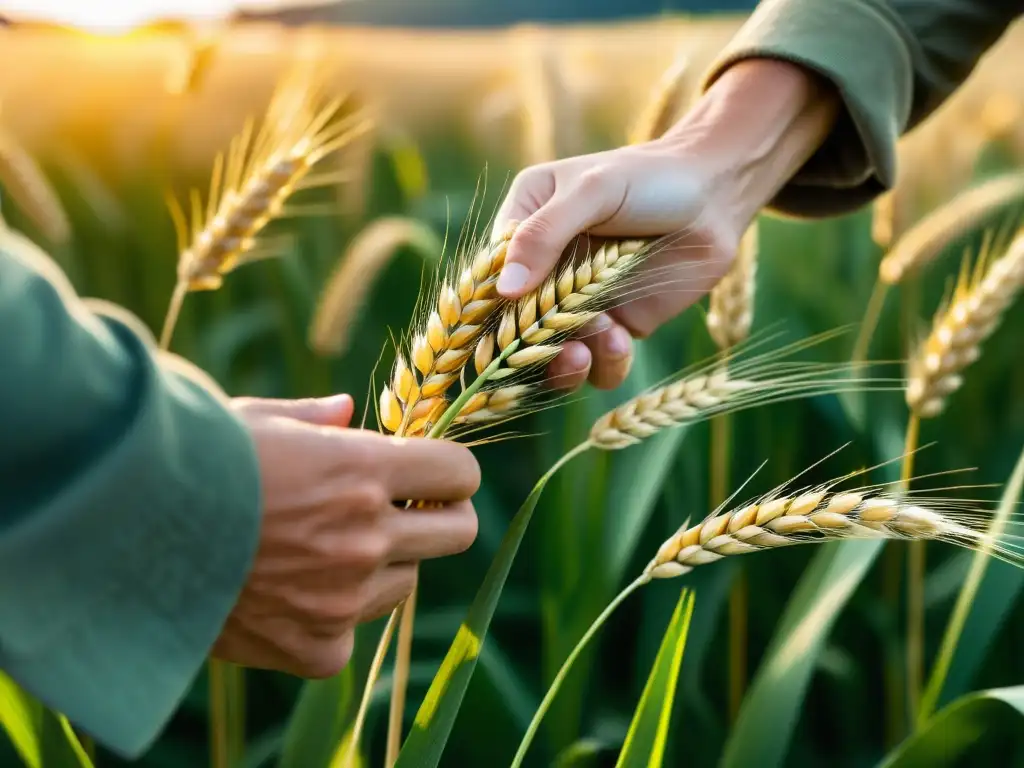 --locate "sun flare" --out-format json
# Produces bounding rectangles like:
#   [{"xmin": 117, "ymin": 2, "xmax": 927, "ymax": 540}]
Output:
[{"xmin": 0, "ymin": 0, "xmax": 248, "ymax": 33}]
